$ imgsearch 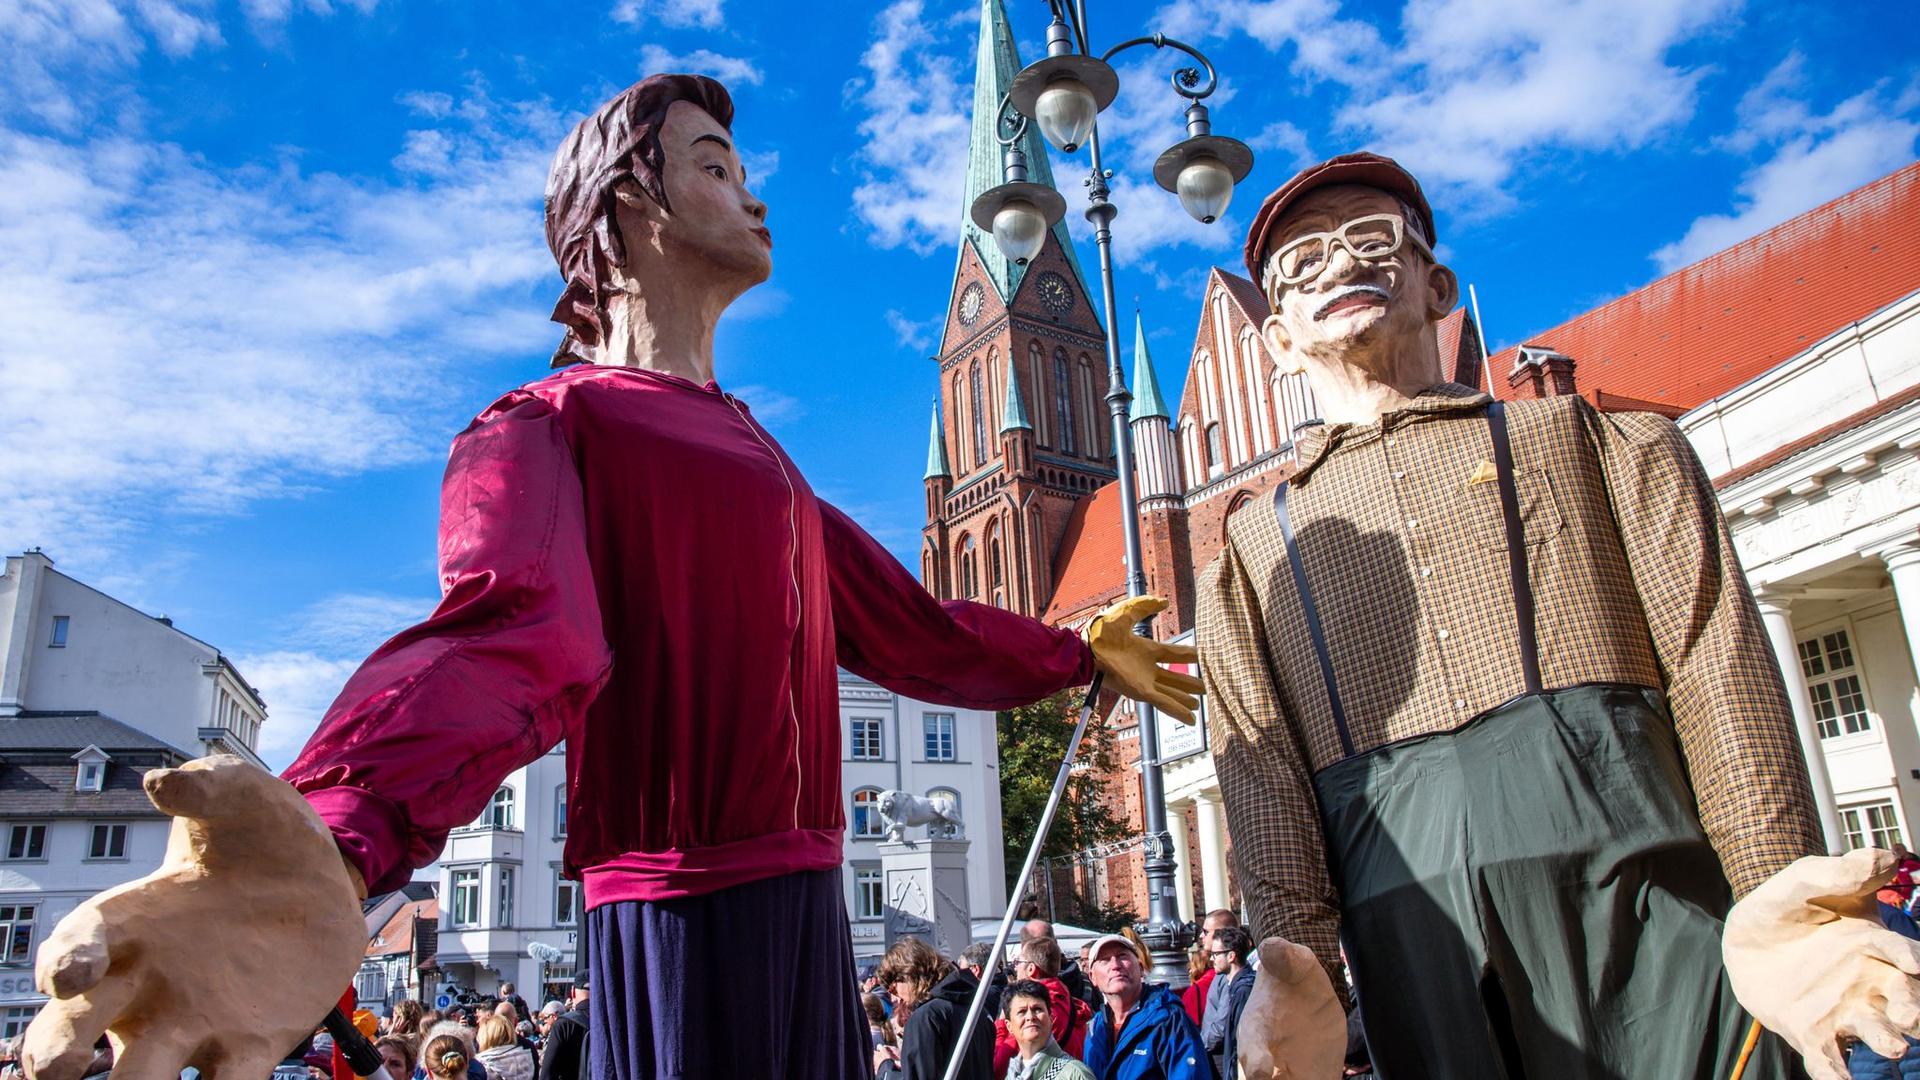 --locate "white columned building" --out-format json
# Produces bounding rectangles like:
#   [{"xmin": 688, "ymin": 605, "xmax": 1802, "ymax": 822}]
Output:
[{"xmin": 1691, "ymin": 289, "xmax": 1920, "ymax": 853}]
